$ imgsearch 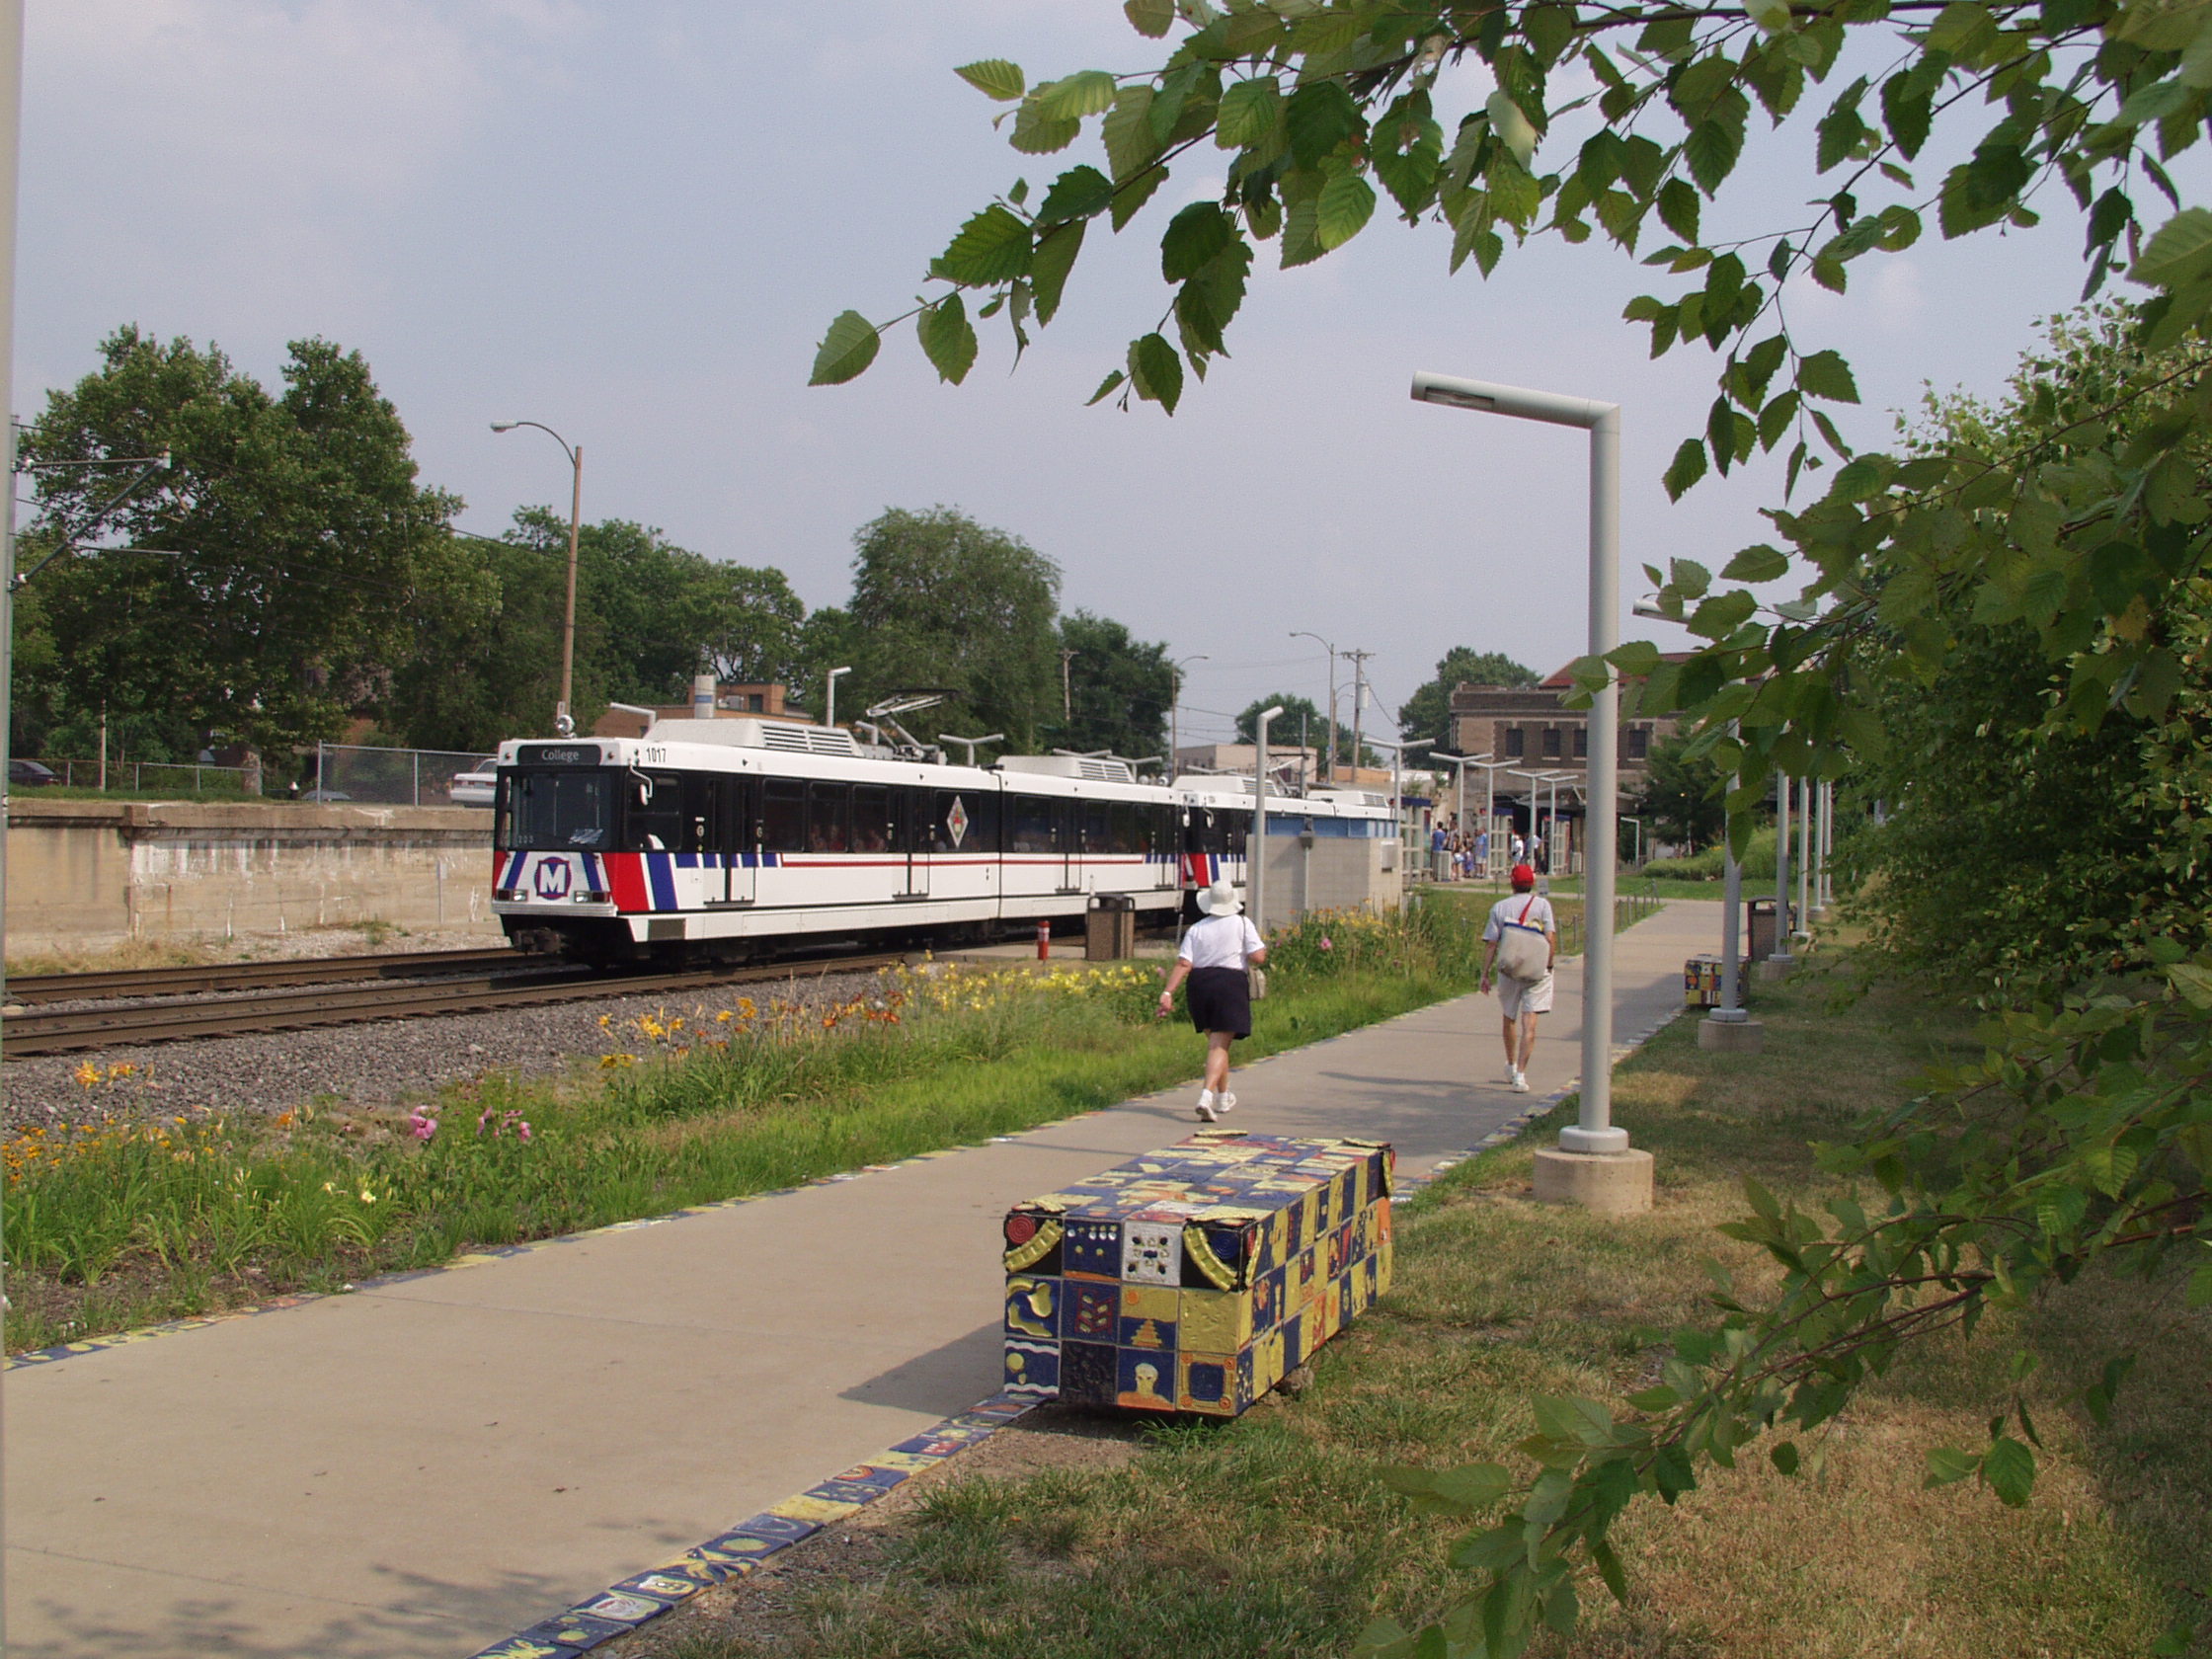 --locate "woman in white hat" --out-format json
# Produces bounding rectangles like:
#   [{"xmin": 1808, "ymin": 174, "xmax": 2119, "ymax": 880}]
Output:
[{"xmin": 1155, "ymin": 880, "xmax": 1269, "ymax": 1121}]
